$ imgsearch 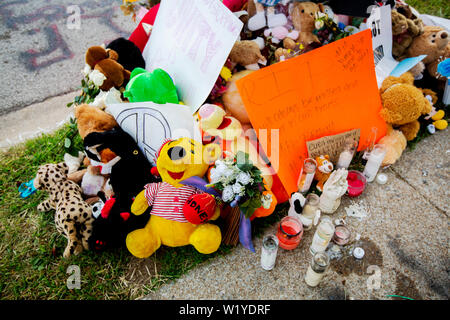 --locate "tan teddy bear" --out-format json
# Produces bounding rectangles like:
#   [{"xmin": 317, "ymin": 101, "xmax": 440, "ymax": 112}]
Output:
[
  {"xmin": 229, "ymin": 40, "xmax": 267, "ymax": 70},
  {"xmin": 379, "ymin": 72, "xmax": 432, "ymax": 141},
  {"xmin": 283, "ymin": 1, "xmax": 324, "ymax": 49},
  {"xmin": 391, "ymin": 10, "xmax": 424, "ymax": 59},
  {"xmin": 378, "ymin": 125, "xmax": 407, "ymax": 167},
  {"xmin": 406, "ymin": 26, "xmax": 450, "ymax": 81}
]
